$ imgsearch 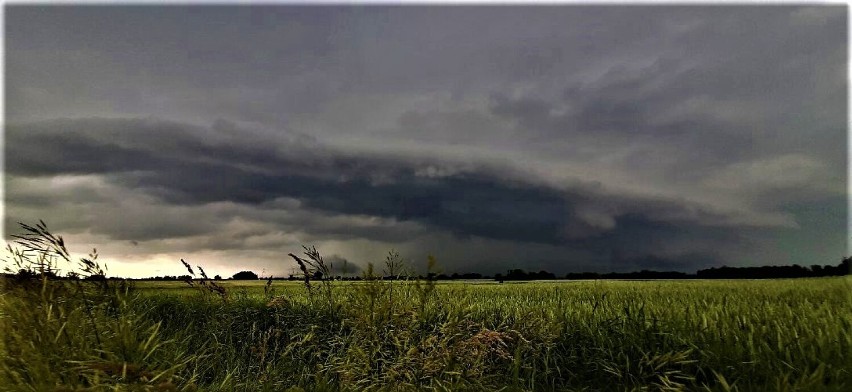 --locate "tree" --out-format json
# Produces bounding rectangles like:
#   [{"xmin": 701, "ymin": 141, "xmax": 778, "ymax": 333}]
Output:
[
  {"xmin": 213, "ymin": 274, "xmax": 222, "ymax": 280},
  {"xmin": 231, "ymin": 271, "xmax": 259, "ymax": 280}
]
